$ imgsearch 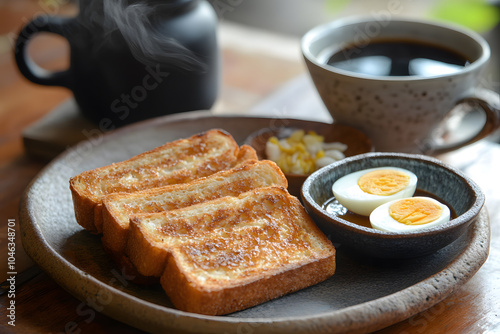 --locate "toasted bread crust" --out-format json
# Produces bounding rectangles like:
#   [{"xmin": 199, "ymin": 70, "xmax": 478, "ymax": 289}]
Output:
[
  {"xmin": 102, "ymin": 160, "xmax": 287, "ymax": 257},
  {"xmin": 70, "ymin": 129, "xmax": 244, "ymax": 234},
  {"xmin": 102, "ymin": 244, "xmax": 159, "ymax": 285},
  {"xmin": 69, "ymin": 183, "xmax": 100, "ymax": 233},
  {"xmin": 127, "ymin": 187, "xmax": 336, "ymax": 314},
  {"xmin": 234, "ymin": 145, "xmax": 258, "ymax": 166},
  {"xmin": 70, "ymin": 128, "xmax": 336, "ymax": 315},
  {"xmin": 127, "ymin": 218, "xmax": 171, "ymax": 277},
  {"xmin": 162, "ymin": 252, "xmax": 335, "ymax": 315}
]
